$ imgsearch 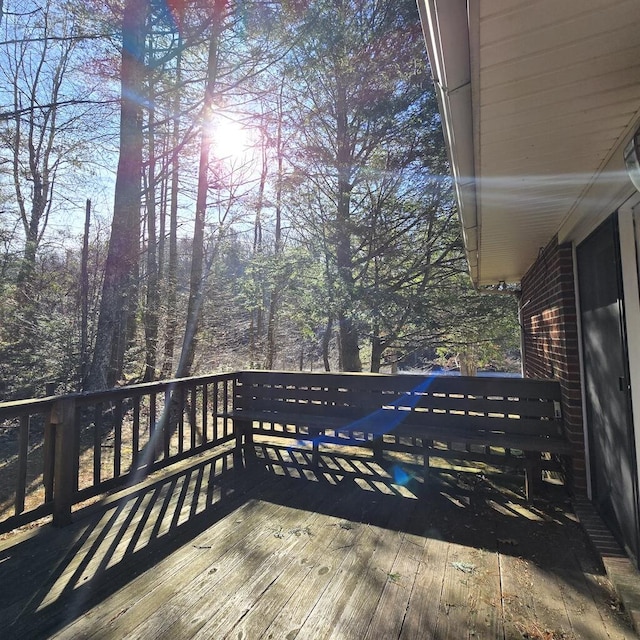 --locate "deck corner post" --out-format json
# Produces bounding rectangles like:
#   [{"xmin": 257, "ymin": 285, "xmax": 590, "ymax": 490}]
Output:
[
  {"xmin": 51, "ymin": 397, "xmax": 77, "ymax": 527},
  {"xmin": 524, "ymin": 451, "xmax": 542, "ymax": 502}
]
